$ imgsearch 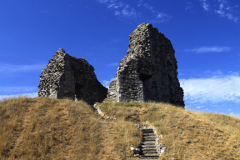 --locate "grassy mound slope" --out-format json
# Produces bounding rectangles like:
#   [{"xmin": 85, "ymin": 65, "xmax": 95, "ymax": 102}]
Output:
[
  {"xmin": 98, "ymin": 102, "xmax": 240, "ymax": 160},
  {"xmin": 0, "ymin": 97, "xmax": 140, "ymax": 160},
  {"xmin": 1, "ymin": 97, "xmax": 240, "ymax": 159}
]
